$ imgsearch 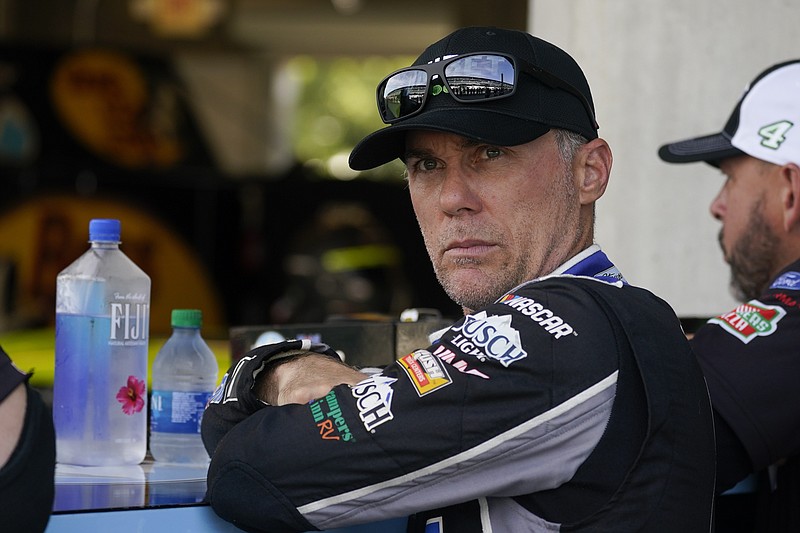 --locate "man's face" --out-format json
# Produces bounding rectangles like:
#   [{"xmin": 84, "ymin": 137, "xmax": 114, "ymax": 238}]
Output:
[
  {"xmin": 404, "ymin": 130, "xmax": 584, "ymax": 313},
  {"xmin": 712, "ymin": 156, "xmax": 781, "ymax": 300}
]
